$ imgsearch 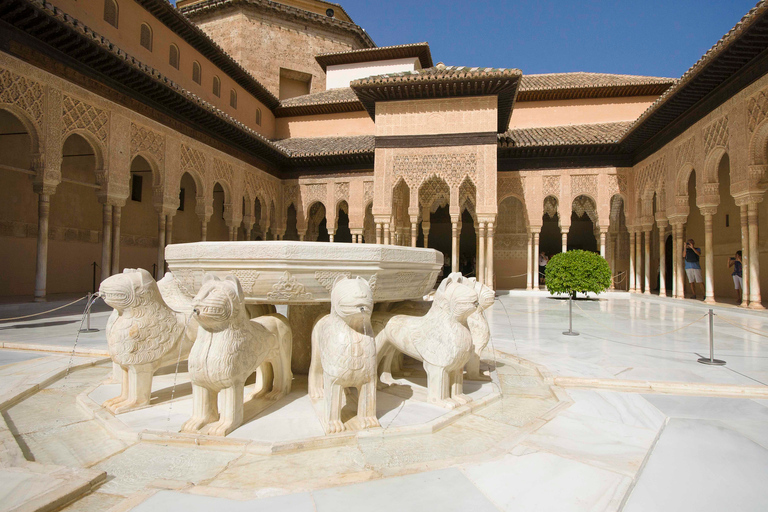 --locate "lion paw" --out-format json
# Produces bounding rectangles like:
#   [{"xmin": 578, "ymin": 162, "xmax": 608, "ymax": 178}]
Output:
[
  {"xmin": 452, "ymin": 393, "xmax": 472, "ymax": 405},
  {"xmin": 466, "ymin": 371, "xmax": 492, "ymax": 382},
  {"xmin": 361, "ymin": 416, "xmax": 380, "ymax": 429},
  {"xmin": 112, "ymin": 399, "xmax": 147, "ymax": 414},
  {"xmin": 327, "ymin": 419, "xmax": 346, "ymax": 434},
  {"xmin": 103, "ymin": 396, "xmax": 127, "ymax": 412},
  {"xmin": 202, "ymin": 419, "xmax": 236, "ymax": 437},
  {"xmin": 180, "ymin": 417, "xmax": 211, "ymax": 433}
]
